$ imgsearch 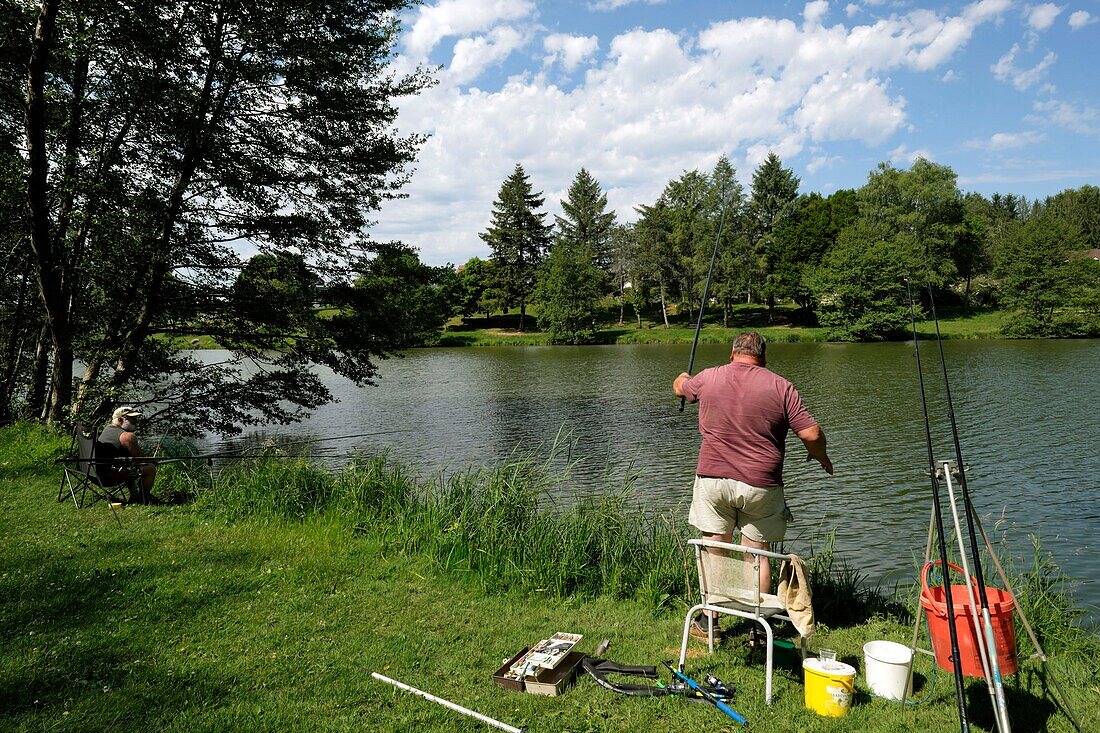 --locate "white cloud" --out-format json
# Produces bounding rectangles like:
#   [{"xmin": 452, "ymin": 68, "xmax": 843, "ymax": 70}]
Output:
[
  {"xmin": 1068, "ymin": 10, "xmax": 1097, "ymax": 30},
  {"xmin": 447, "ymin": 26, "xmax": 528, "ymax": 84},
  {"xmin": 807, "ymin": 153, "xmax": 843, "ymax": 173},
  {"xmin": 965, "ymin": 130, "xmax": 1047, "ymax": 150},
  {"xmin": 404, "ymin": 0, "xmax": 535, "ymax": 58},
  {"xmin": 845, "ymin": 4, "xmax": 860, "ymax": 18},
  {"xmin": 1026, "ymin": 3, "xmax": 1063, "ymax": 31},
  {"xmin": 794, "ymin": 72, "xmax": 906, "ymax": 144},
  {"xmin": 1031, "ymin": 98, "xmax": 1100, "ymax": 136},
  {"xmin": 803, "ymin": 1, "xmax": 830, "ymax": 27},
  {"xmin": 941, "ymin": 69, "xmax": 959, "ymax": 81},
  {"xmin": 991, "ymin": 44, "xmax": 1057, "ymax": 90},
  {"xmin": 543, "ymin": 33, "xmax": 599, "ymax": 72},
  {"xmin": 376, "ymin": 1, "xmax": 1015, "ymax": 263},
  {"xmin": 889, "ymin": 143, "xmax": 933, "ymax": 164},
  {"xmin": 589, "ymin": 0, "xmax": 666, "ymax": 10}
]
